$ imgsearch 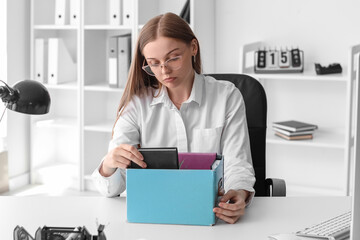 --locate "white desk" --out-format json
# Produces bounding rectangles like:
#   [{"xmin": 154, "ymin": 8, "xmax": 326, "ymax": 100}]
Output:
[{"xmin": 0, "ymin": 196, "xmax": 351, "ymax": 240}]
